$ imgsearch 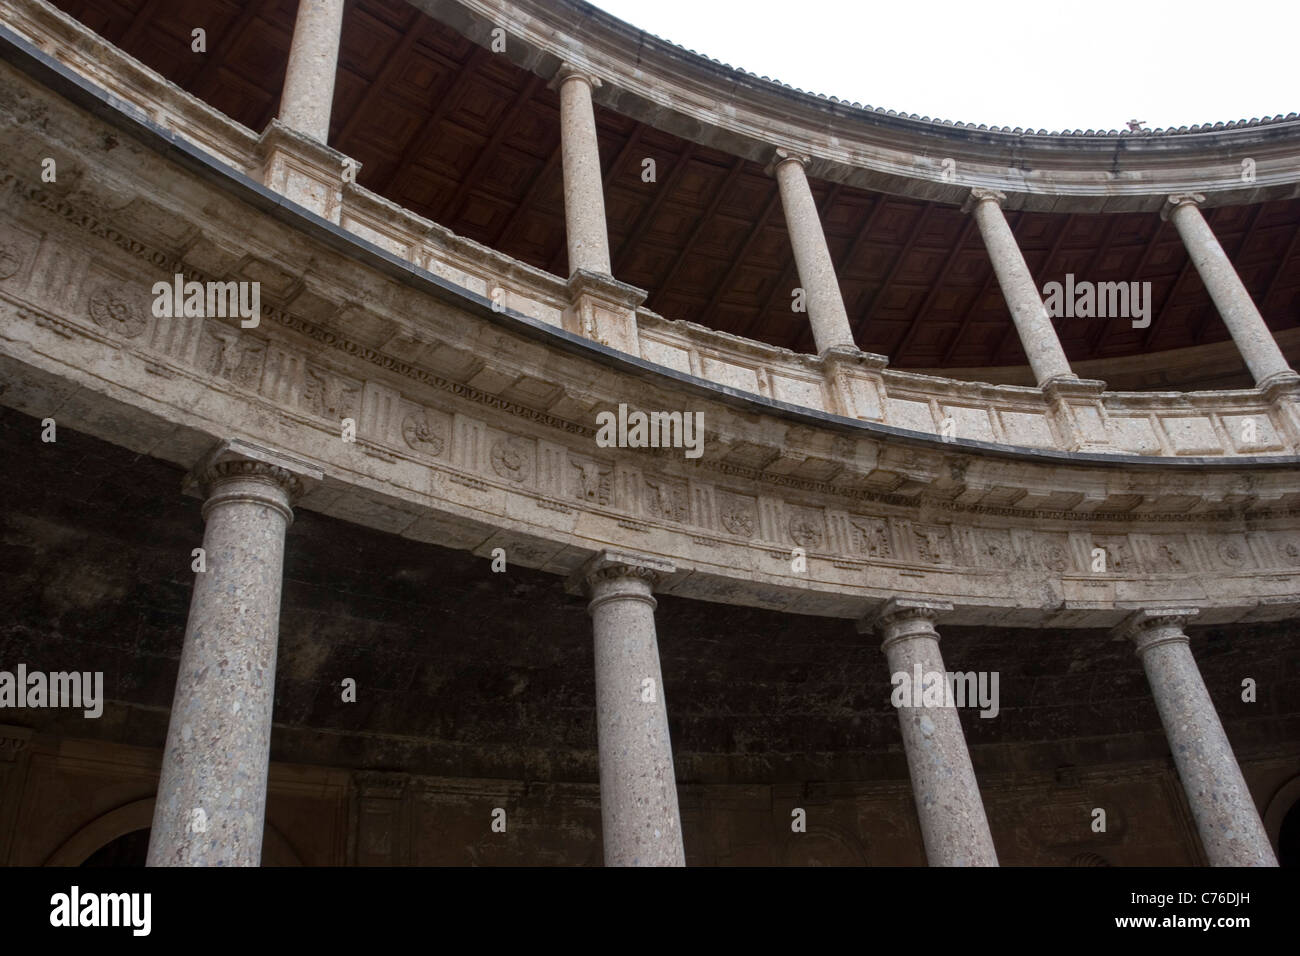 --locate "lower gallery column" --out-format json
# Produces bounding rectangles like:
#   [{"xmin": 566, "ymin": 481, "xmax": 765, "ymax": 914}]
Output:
[
  {"xmin": 964, "ymin": 187, "xmax": 1077, "ymax": 387},
  {"xmin": 569, "ymin": 551, "xmax": 685, "ymax": 866},
  {"xmin": 1162, "ymin": 193, "xmax": 1297, "ymax": 389},
  {"xmin": 147, "ymin": 441, "xmax": 319, "ymax": 866},
  {"xmin": 863, "ymin": 598, "xmax": 998, "ymax": 866},
  {"xmin": 1117, "ymin": 608, "xmax": 1277, "ymax": 866}
]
